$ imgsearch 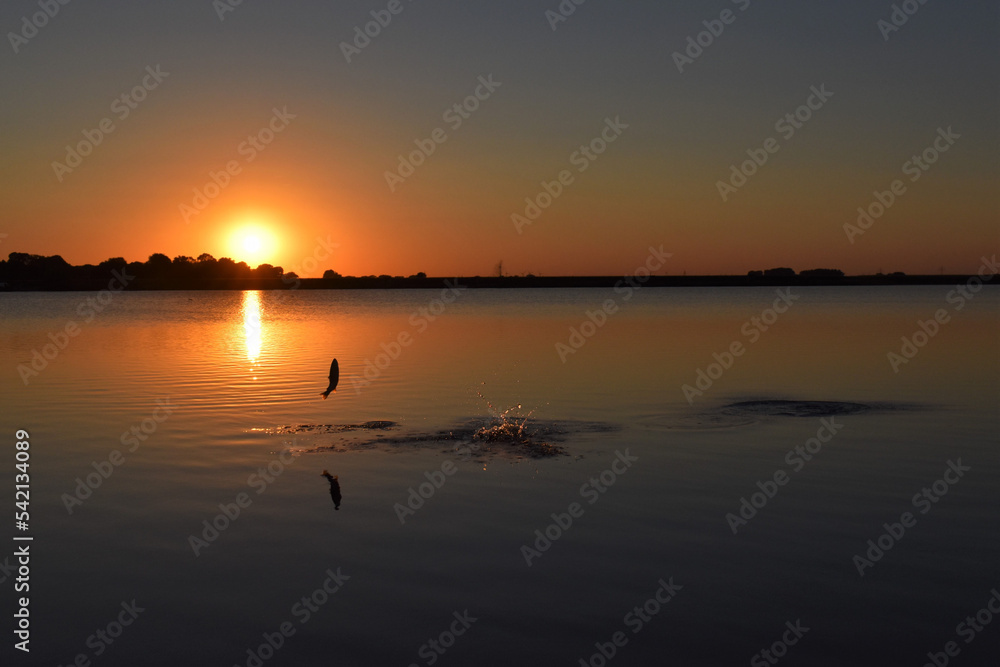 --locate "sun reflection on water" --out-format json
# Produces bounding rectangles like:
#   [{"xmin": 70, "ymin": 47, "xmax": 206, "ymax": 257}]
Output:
[{"xmin": 242, "ymin": 291, "xmax": 263, "ymax": 367}]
